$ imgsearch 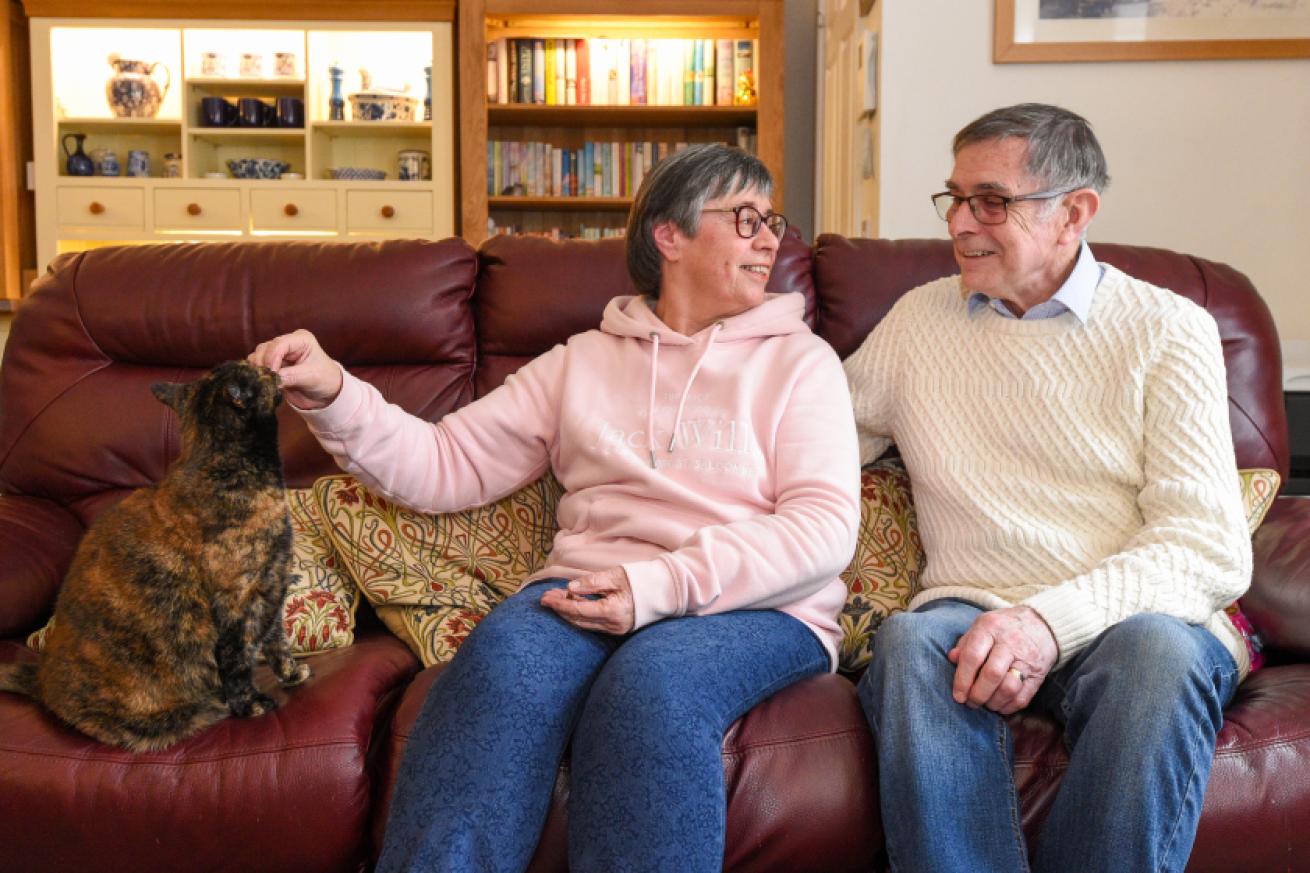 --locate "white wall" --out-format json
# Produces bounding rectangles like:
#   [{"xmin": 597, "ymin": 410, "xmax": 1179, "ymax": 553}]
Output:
[{"xmin": 878, "ymin": 0, "xmax": 1310, "ymax": 348}]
